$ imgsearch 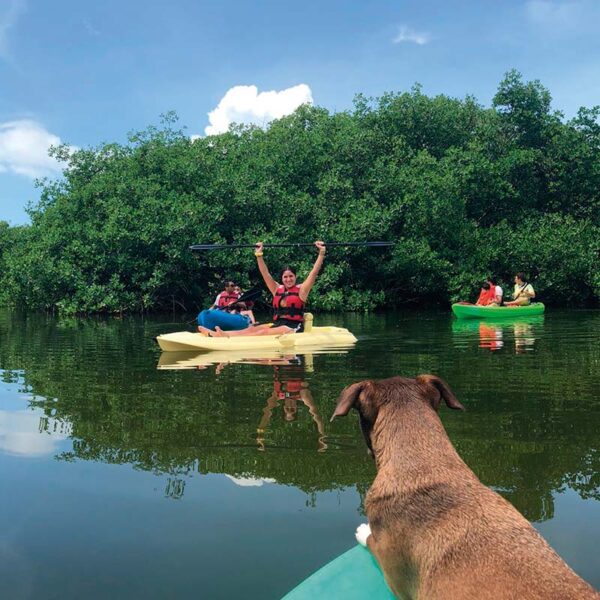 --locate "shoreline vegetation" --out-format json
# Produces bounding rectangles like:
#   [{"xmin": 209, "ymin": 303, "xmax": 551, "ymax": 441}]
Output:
[{"xmin": 0, "ymin": 70, "xmax": 598, "ymax": 315}]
